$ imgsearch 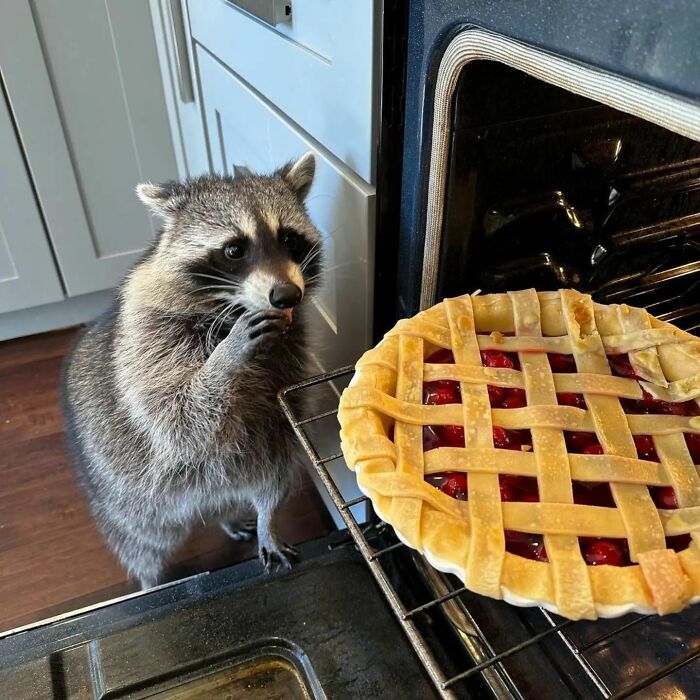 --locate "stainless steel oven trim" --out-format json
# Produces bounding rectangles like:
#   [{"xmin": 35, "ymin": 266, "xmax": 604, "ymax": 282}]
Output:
[
  {"xmin": 0, "ymin": 573, "xmax": 206, "ymax": 641},
  {"xmin": 420, "ymin": 27, "xmax": 700, "ymax": 310}
]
